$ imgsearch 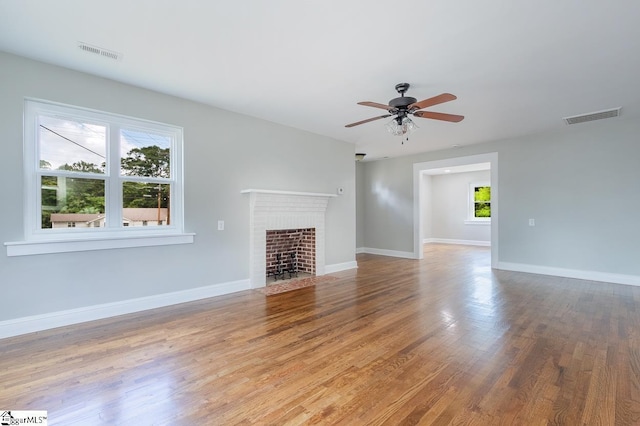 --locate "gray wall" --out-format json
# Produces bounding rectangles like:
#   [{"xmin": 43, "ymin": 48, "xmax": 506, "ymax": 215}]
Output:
[
  {"xmin": 428, "ymin": 170, "xmax": 491, "ymax": 242},
  {"xmin": 360, "ymin": 117, "xmax": 640, "ymax": 276},
  {"xmin": 356, "ymin": 161, "xmax": 365, "ymax": 249},
  {"xmin": 420, "ymin": 173, "xmax": 433, "ymax": 241},
  {"xmin": 359, "ymin": 158, "xmax": 415, "ymax": 253},
  {"xmin": 0, "ymin": 52, "xmax": 356, "ymax": 321}
]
